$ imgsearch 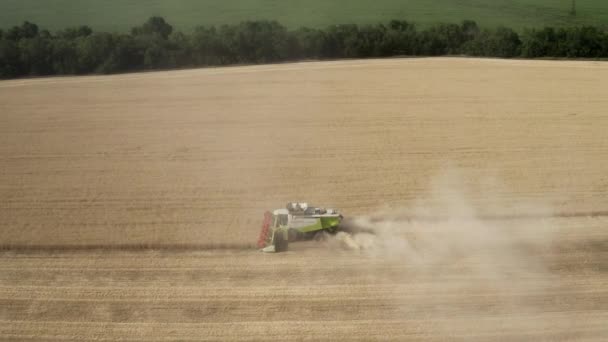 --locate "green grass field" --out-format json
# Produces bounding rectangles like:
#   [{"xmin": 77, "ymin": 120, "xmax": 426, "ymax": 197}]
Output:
[{"xmin": 1, "ymin": 0, "xmax": 608, "ymax": 32}]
